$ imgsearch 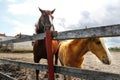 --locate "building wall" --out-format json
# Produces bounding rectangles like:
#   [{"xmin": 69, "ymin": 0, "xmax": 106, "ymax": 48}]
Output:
[
  {"xmin": 0, "ymin": 35, "xmax": 33, "ymax": 51},
  {"xmin": 0, "ymin": 36, "xmax": 14, "ymax": 51},
  {"xmin": 13, "ymin": 41, "xmax": 33, "ymax": 51},
  {"xmin": 0, "ymin": 36, "xmax": 5, "ymax": 41}
]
